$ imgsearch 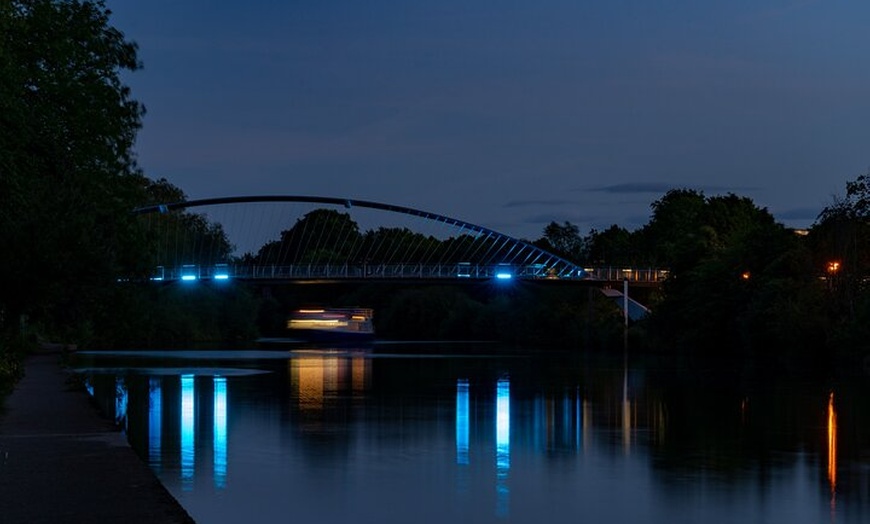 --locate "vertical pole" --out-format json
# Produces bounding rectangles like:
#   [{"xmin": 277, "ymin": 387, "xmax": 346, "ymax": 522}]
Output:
[{"xmin": 623, "ymin": 278, "xmax": 629, "ymax": 327}]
